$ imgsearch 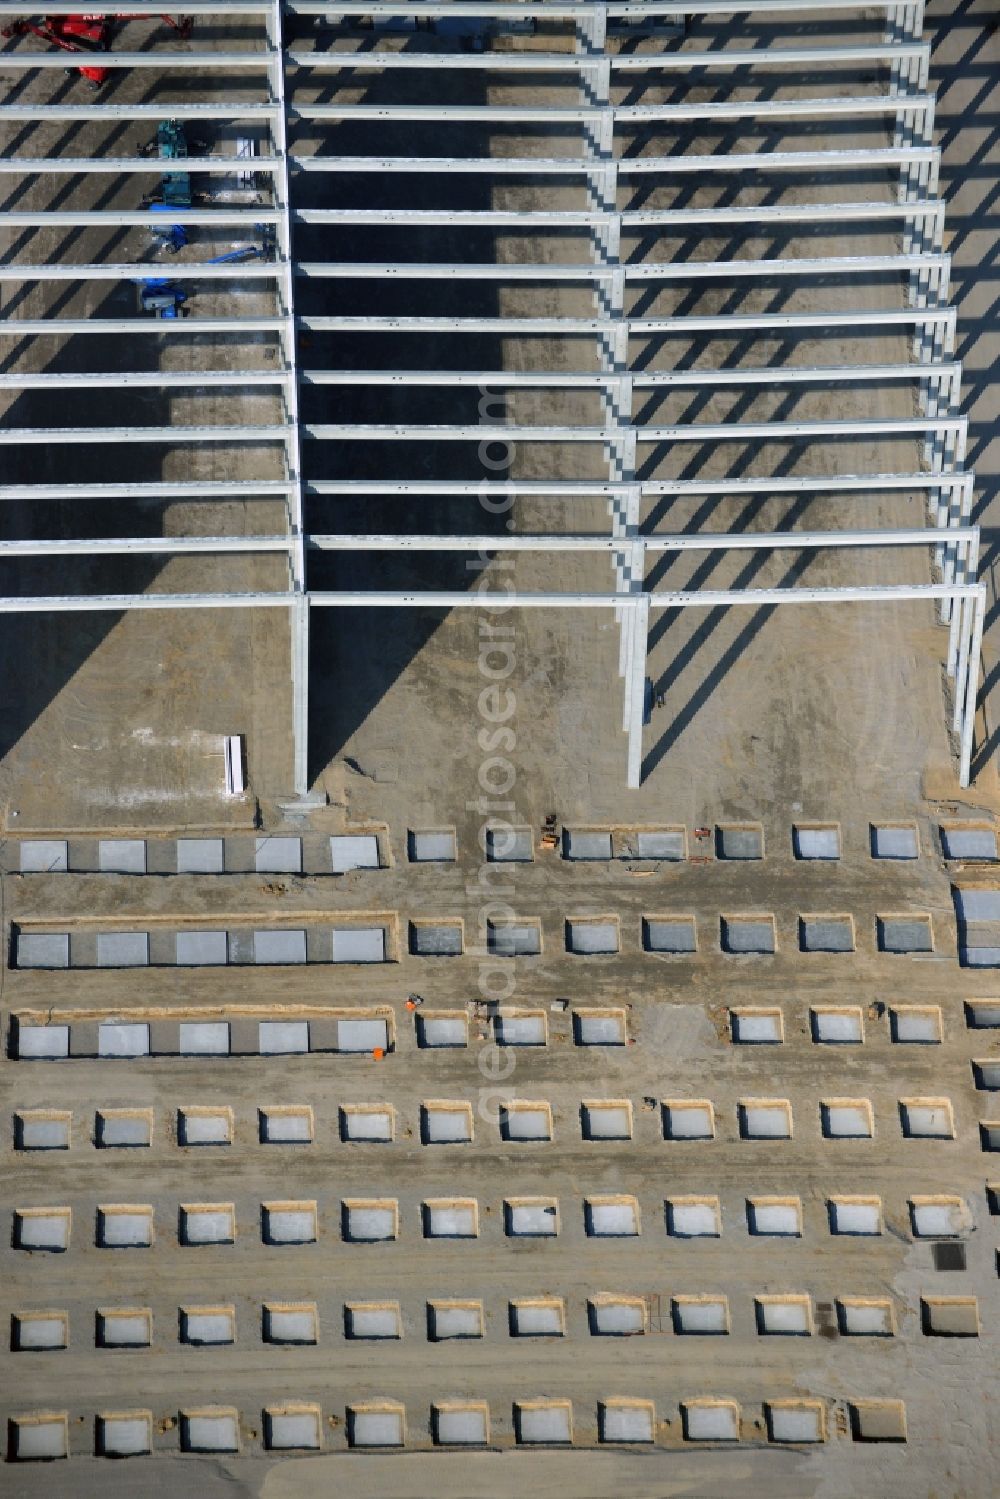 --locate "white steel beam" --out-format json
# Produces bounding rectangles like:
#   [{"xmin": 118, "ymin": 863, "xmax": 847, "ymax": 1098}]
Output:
[
  {"xmin": 297, "ymin": 363, "xmax": 958, "ymax": 389},
  {"xmin": 0, "ymin": 427, "xmax": 291, "ymax": 444},
  {"xmin": 288, "ymin": 1, "xmax": 924, "ymax": 16},
  {"xmin": 305, "ymin": 585, "xmax": 977, "ymax": 609},
  {"xmin": 308, "ymin": 527, "xmax": 977, "ymax": 553},
  {"xmin": 0, "ymin": 157, "xmax": 283, "ymax": 175},
  {"xmin": 294, "ymin": 254, "xmax": 950, "ymax": 282},
  {"xmin": 0, "ymin": 263, "xmax": 284, "ymax": 282},
  {"xmin": 0, "ymin": 481, "xmax": 295, "ymax": 499},
  {"xmin": 287, "ymin": 42, "xmax": 928, "ymax": 70},
  {"xmin": 0, "ymin": 319, "xmax": 289, "ymax": 335},
  {"xmin": 290, "ymin": 146, "xmax": 940, "ymax": 177},
  {"xmin": 293, "ymin": 201, "xmax": 944, "ymax": 228},
  {"xmin": 0, "ymin": 209, "xmax": 279, "ymax": 227},
  {"xmin": 301, "ymin": 308, "xmax": 955, "ymax": 341},
  {"xmin": 0, "ymin": 104, "xmax": 279, "ymax": 121},
  {"xmin": 0, "ymin": 1, "xmax": 270, "ymax": 10},
  {"xmin": 302, "ymin": 417, "xmax": 967, "ymax": 443},
  {"xmin": 0, "ymin": 536, "xmax": 290, "ymax": 556},
  {"xmin": 305, "ymin": 473, "xmax": 973, "ymax": 499},
  {"xmin": 0, "ymin": 593, "xmax": 293, "ymax": 611},
  {"xmin": 294, "ymin": 96, "xmax": 933, "ymax": 122},
  {"xmin": 0, "ymin": 50, "xmax": 277, "ymax": 67},
  {"xmin": 0, "ymin": 371, "xmax": 289, "ymax": 390}
]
